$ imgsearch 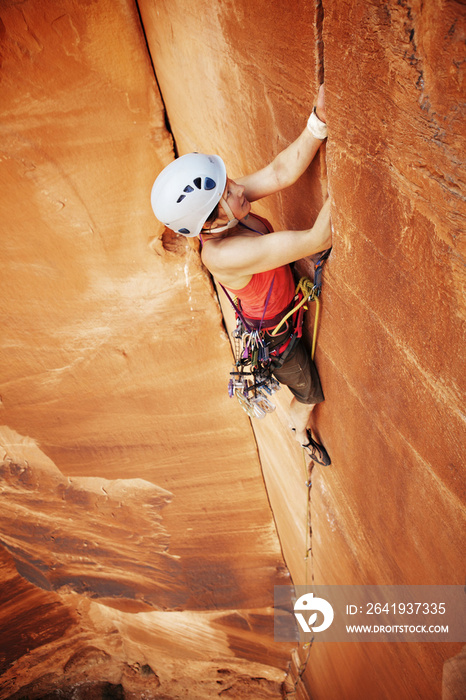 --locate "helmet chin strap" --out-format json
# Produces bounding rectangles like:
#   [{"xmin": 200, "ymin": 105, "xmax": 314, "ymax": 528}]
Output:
[{"xmin": 206, "ymin": 197, "xmax": 238, "ymax": 233}]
